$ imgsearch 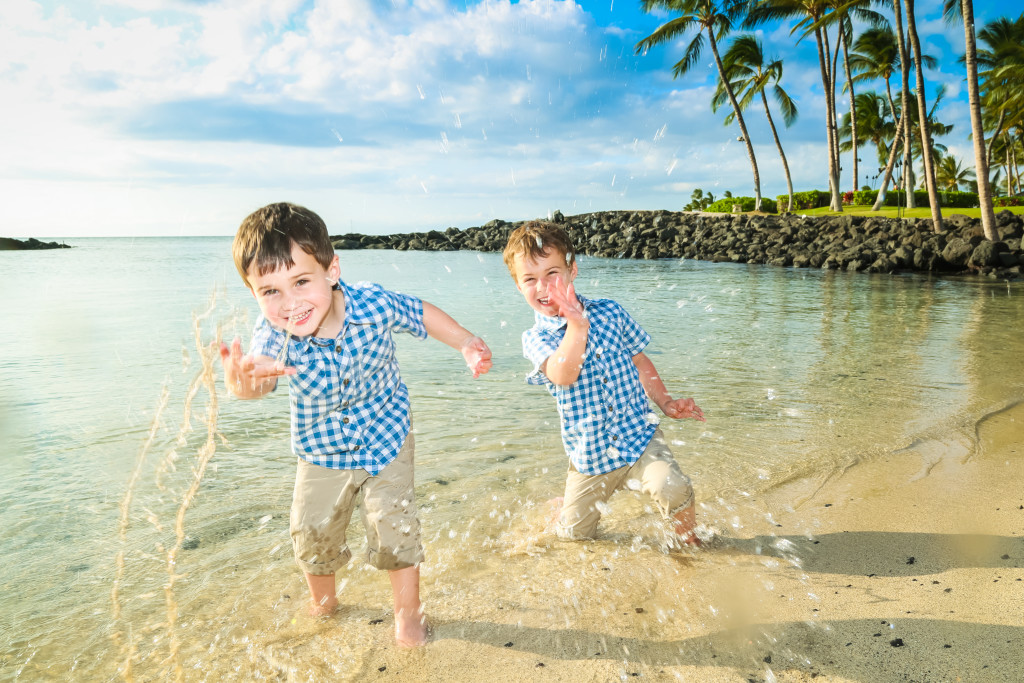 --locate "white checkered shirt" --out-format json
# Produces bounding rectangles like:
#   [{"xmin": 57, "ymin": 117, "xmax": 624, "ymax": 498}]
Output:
[
  {"xmin": 250, "ymin": 280, "xmax": 426, "ymax": 474},
  {"xmin": 522, "ymin": 295, "xmax": 658, "ymax": 476}
]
